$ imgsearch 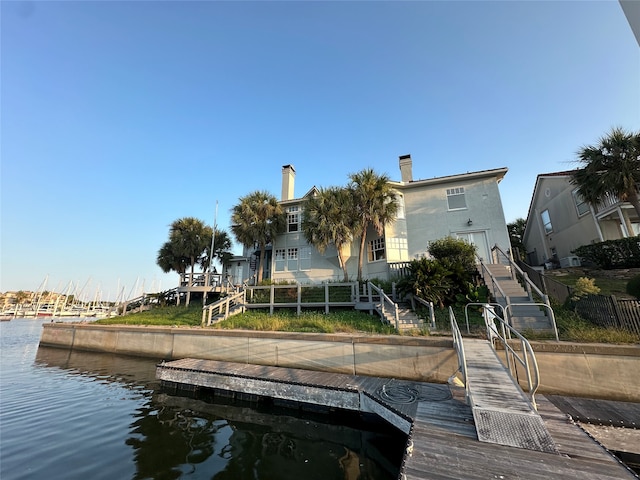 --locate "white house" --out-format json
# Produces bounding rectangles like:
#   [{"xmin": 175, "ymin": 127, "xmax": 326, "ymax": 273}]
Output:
[{"xmin": 226, "ymin": 155, "xmax": 511, "ymax": 284}]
